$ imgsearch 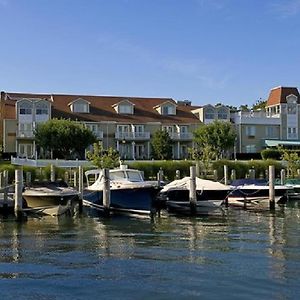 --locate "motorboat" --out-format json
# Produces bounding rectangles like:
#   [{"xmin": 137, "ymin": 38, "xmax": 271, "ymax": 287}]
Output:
[
  {"xmin": 156, "ymin": 177, "xmax": 231, "ymax": 215},
  {"xmin": 281, "ymin": 178, "xmax": 300, "ymax": 201},
  {"xmin": 22, "ymin": 180, "xmax": 80, "ymax": 216},
  {"xmin": 83, "ymin": 165, "xmax": 160, "ymax": 216},
  {"xmin": 228, "ymin": 179, "xmax": 291, "ymax": 209}
]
